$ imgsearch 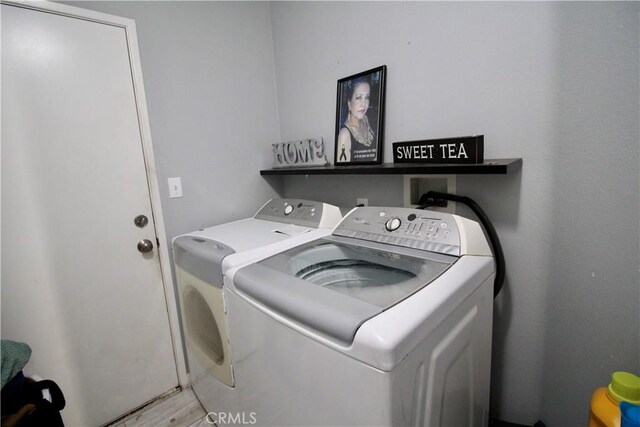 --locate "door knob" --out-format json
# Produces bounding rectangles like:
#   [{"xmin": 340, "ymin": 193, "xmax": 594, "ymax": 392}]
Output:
[{"xmin": 137, "ymin": 239, "xmax": 154, "ymax": 253}]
